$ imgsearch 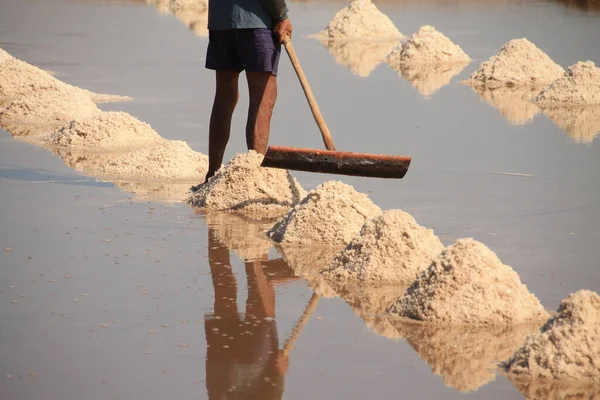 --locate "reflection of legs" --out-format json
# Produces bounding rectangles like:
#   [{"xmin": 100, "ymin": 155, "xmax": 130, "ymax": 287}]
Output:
[
  {"xmin": 206, "ymin": 71, "xmax": 240, "ymax": 182},
  {"xmin": 245, "ymin": 260, "xmax": 276, "ymax": 318},
  {"xmin": 245, "ymin": 72, "xmax": 277, "ymax": 155},
  {"xmin": 208, "ymin": 229, "xmax": 238, "ymax": 316}
]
